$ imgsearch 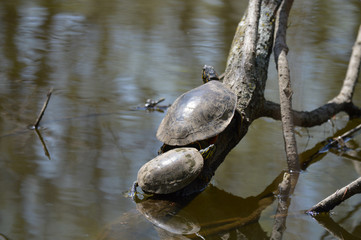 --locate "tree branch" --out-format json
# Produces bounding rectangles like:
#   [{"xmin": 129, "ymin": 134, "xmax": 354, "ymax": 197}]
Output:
[
  {"xmin": 33, "ymin": 88, "xmax": 53, "ymax": 129},
  {"xmin": 338, "ymin": 24, "xmax": 361, "ymax": 102},
  {"xmin": 306, "ymin": 177, "xmax": 361, "ymax": 214},
  {"xmin": 224, "ymin": 0, "xmax": 282, "ymax": 121},
  {"xmin": 262, "ymin": 24, "xmax": 361, "ymax": 126},
  {"xmin": 273, "ymin": 0, "xmax": 299, "ymax": 172},
  {"xmin": 224, "ymin": 0, "xmax": 261, "ymax": 120}
]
